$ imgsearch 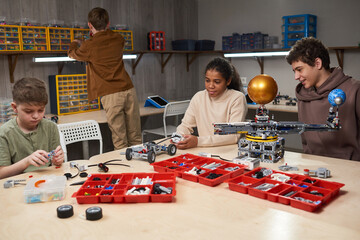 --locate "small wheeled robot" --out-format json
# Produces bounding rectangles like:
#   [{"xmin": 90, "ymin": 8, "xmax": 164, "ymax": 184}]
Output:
[
  {"xmin": 285, "ymin": 97, "xmax": 297, "ymax": 106},
  {"xmin": 124, "ymin": 140, "xmax": 177, "ymax": 163}
]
